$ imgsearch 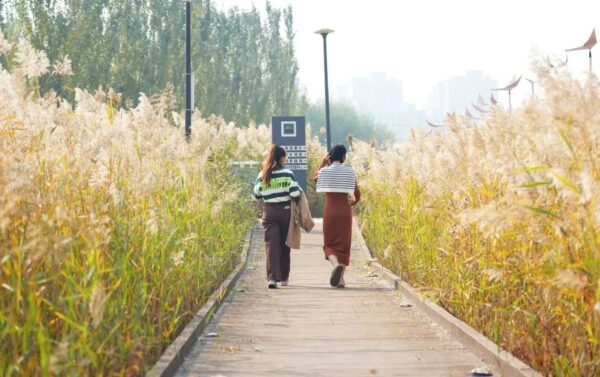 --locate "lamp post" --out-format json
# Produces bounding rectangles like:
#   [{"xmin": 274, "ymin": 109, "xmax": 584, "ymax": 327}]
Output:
[
  {"xmin": 492, "ymin": 75, "xmax": 521, "ymax": 110},
  {"xmin": 315, "ymin": 28, "xmax": 334, "ymax": 151},
  {"xmin": 525, "ymin": 78, "xmax": 535, "ymax": 98},
  {"xmin": 565, "ymin": 29, "xmax": 596, "ymax": 72},
  {"xmin": 185, "ymin": 0, "xmax": 192, "ymax": 140}
]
